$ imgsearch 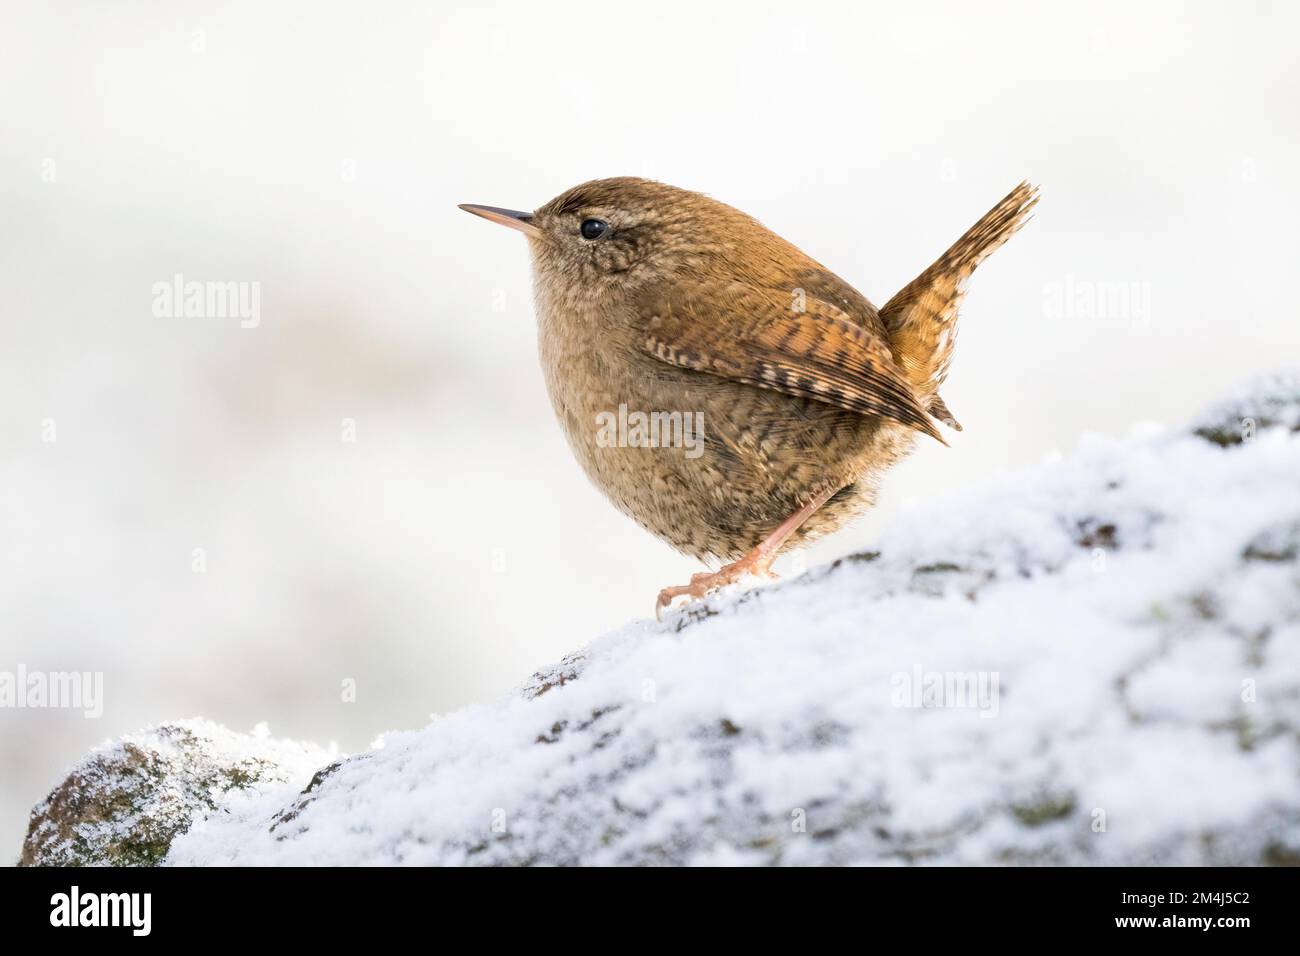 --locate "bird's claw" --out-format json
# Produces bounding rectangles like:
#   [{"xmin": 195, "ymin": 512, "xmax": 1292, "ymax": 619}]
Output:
[{"xmin": 654, "ymin": 561, "xmax": 778, "ymax": 621}]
